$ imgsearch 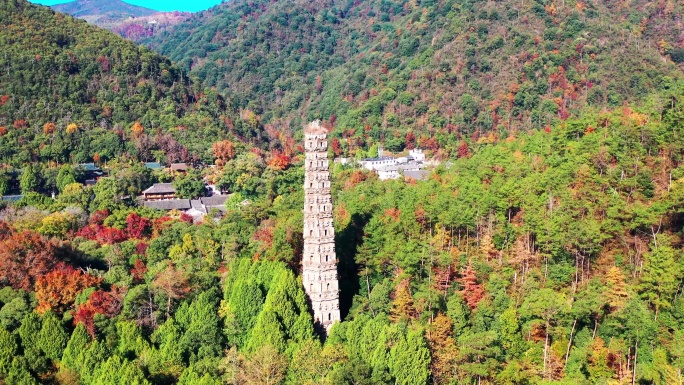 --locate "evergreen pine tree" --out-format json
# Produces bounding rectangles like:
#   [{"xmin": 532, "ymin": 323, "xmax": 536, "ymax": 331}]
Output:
[
  {"xmin": 61, "ymin": 323, "xmax": 90, "ymax": 371},
  {"xmin": 18, "ymin": 312, "xmax": 48, "ymax": 373},
  {"xmin": 640, "ymin": 237, "xmax": 679, "ymax": 318},
  {"xmin": 37, "ymin": 310, "xmax": 68, "ymax": 361},
  {"xmin": 389, "ymin": 329, "xmax": 431, "ymax": 385},
  {"xmin": 0, "ymin": 327, "xmax": 17, "ymax": 373}
]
